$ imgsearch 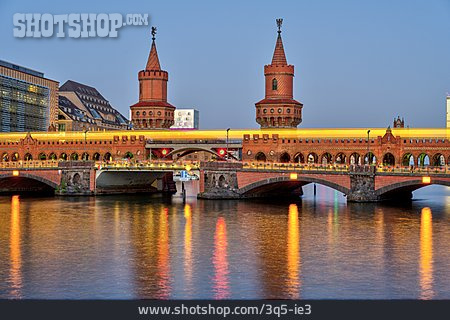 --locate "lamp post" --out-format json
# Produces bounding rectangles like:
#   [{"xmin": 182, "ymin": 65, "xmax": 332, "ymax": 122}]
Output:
[
  {"xmin": 367, "ymin": 129, "xmax": 371, "ymax": 165},
  {"xmin": 226, "ymin": 128, "xmax": 230, "ymax": 160}
]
